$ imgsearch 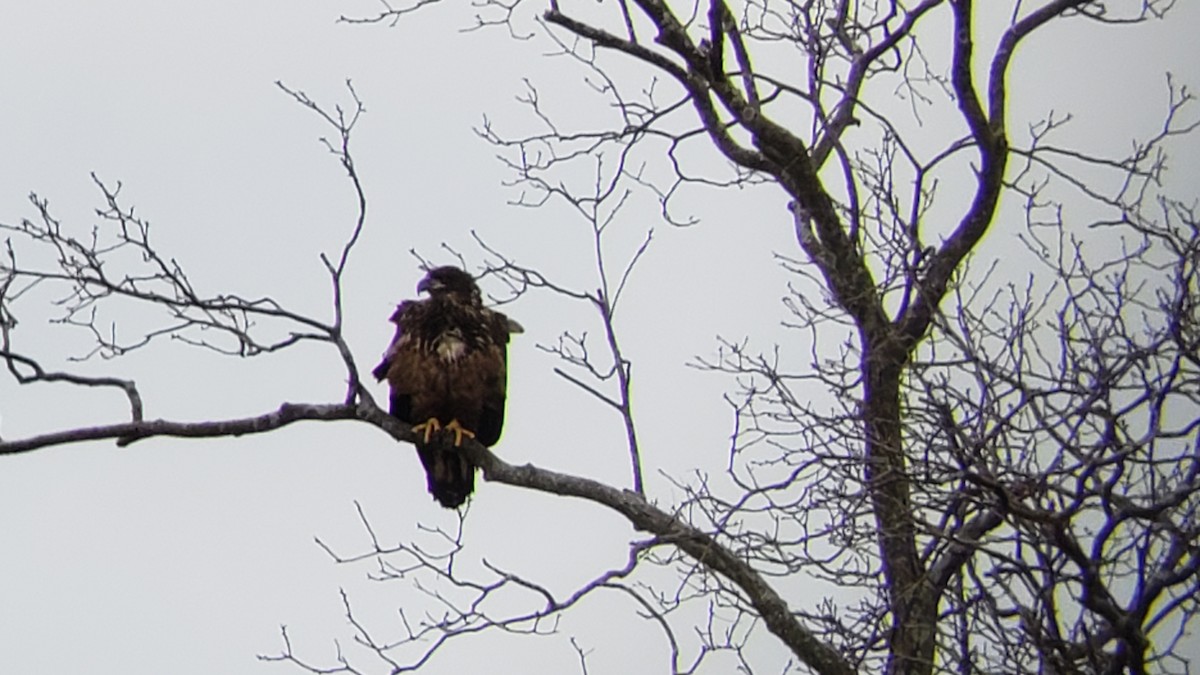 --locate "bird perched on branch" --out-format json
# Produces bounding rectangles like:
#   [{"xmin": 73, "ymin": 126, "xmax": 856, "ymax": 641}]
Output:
[{"xmin": 372, "ymin": 266, "xmax": 522, "ymax": 508}]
